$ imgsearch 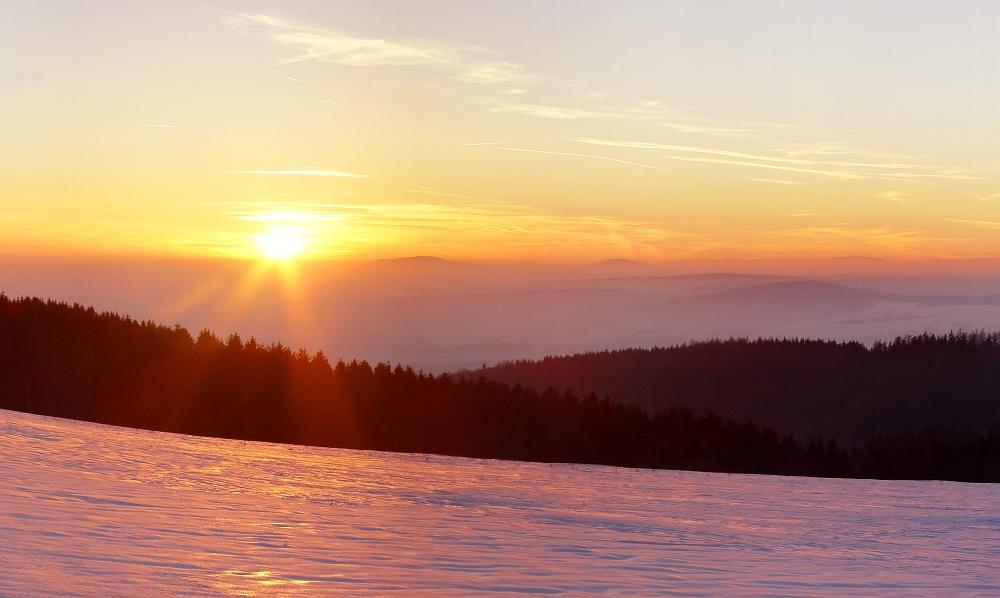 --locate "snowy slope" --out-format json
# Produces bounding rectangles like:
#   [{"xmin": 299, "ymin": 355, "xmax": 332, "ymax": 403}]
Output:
[{"xmin": 1, "ymin": 408, "xmax": 998, "ymax": 596}]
